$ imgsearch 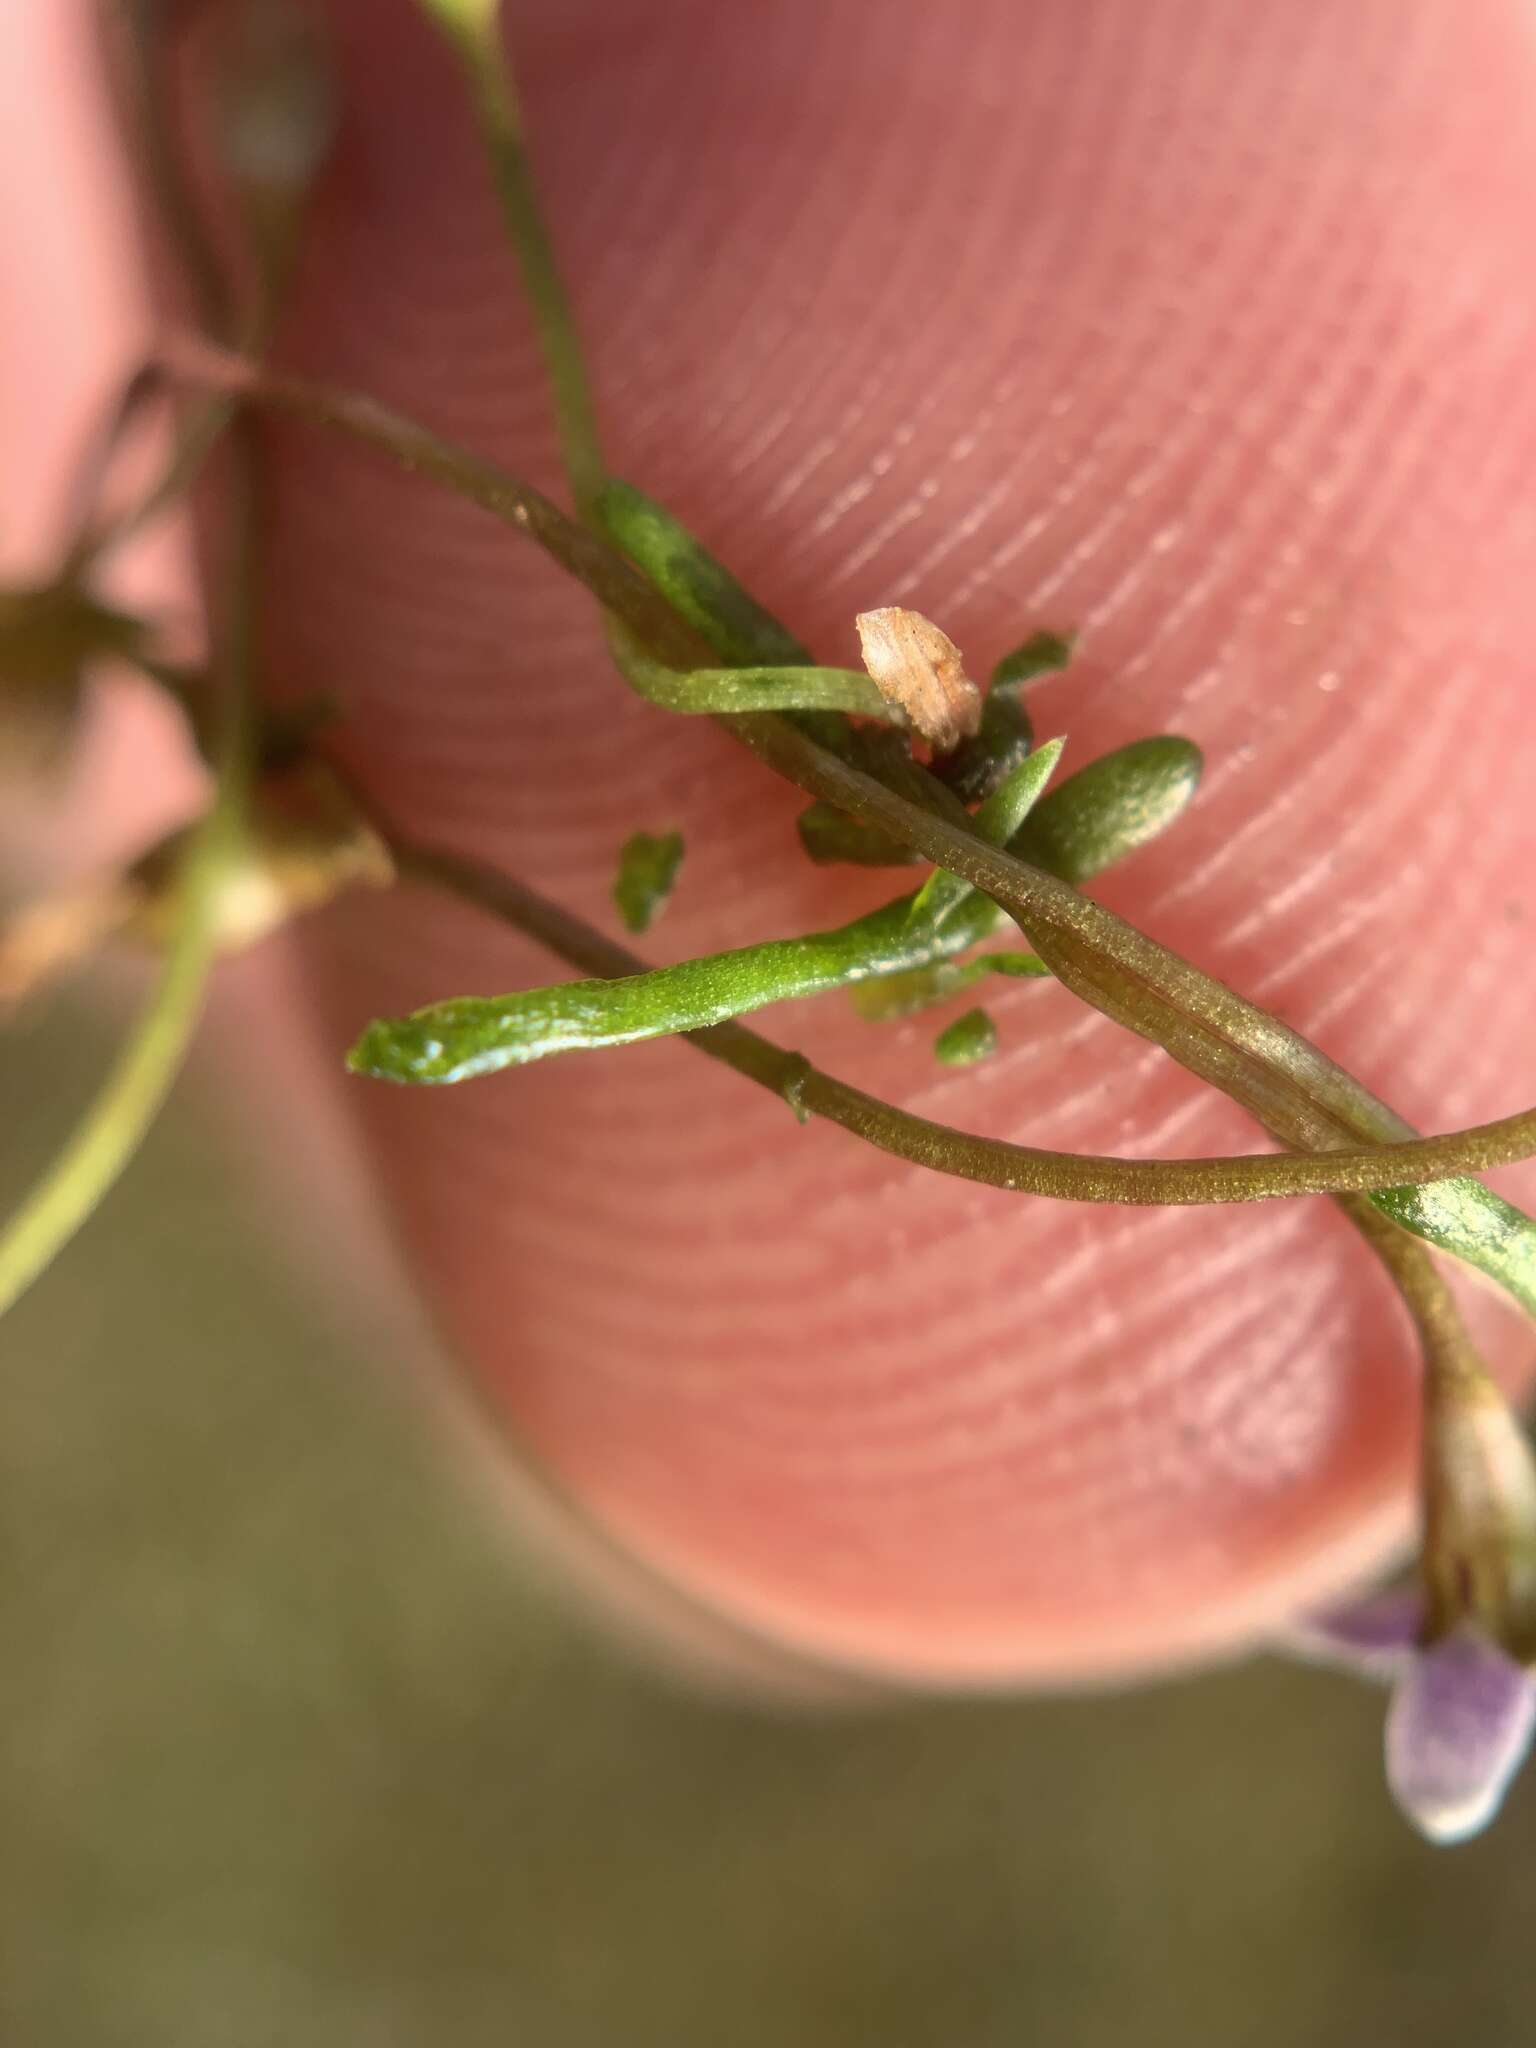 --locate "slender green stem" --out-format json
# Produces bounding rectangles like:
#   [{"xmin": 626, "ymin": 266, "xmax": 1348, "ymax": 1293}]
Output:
[
  {"xmin": 429, "ymin": 5, "xmax": 606, "ymax": 517},
  {"xmin": 0, "ymin": 474, "xmax": 255, "ymax": 1324},
  {"xmin": 0, "ymin": 837, "xmax": 224, "ymax": 1319}
]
